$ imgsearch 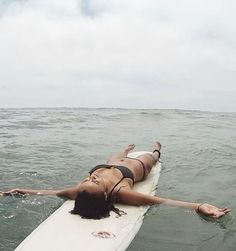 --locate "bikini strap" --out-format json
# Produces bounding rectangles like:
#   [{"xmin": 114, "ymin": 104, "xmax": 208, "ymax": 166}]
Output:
[{"xmin": 108, "ymin": 177, "xmax": 125, "ymax": 201}]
